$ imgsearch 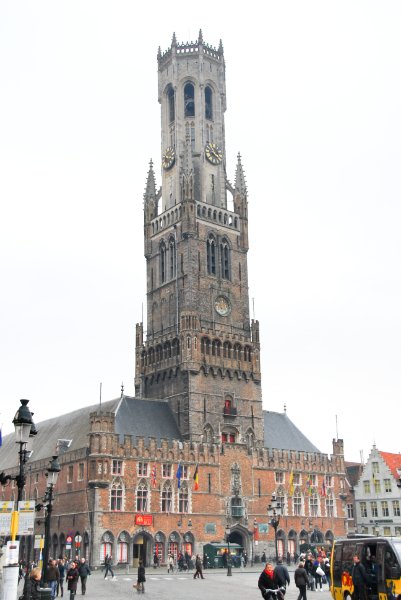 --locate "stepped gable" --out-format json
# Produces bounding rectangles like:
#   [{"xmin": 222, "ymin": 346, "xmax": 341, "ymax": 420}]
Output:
[
  {"xmin": 0, "ymin": 399, "xmax": 119, "ymax": 468},
  {"xmin": 115, "ymin": 395, "xmax": 182, "ymax": 443},
  {"xmin": 379, "ymin": 450, "xmax": 401, "ymax": 480},
  {"xmin": 263, "ymin": 410, "xmax": 320, "ymax": 453}
]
